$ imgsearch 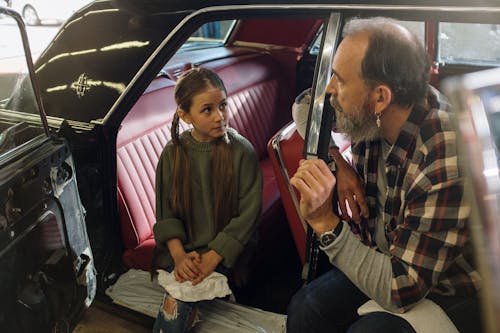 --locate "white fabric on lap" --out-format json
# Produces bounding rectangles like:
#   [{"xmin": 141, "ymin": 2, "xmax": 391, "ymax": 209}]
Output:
[{"xmin": 157, "ymin": 270, "xmax": 232, "ymax": 302}]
